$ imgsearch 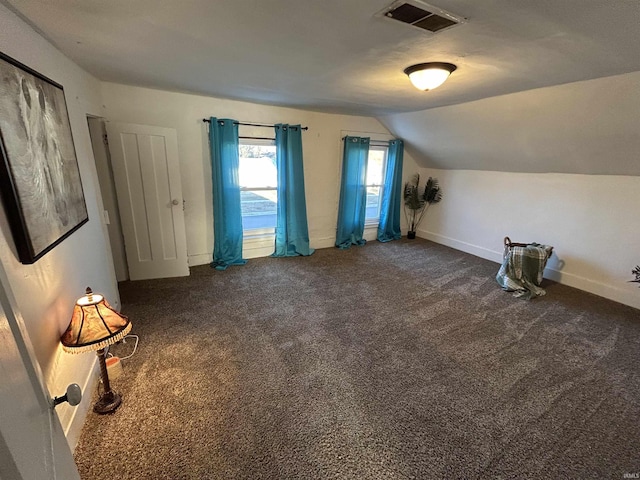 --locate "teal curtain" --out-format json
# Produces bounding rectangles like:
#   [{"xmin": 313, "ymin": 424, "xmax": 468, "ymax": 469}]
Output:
[
  {"xmin": 377, "ymin": 139, "xmax": 404, "ymax": 242},
  {"xmin": 272, "ymin": 124, "xmax": 314, "ymax": 257},
  {"xmin": 209, "ymin": 117, "xmax": 247, "ymax": 270},
  {"xmin": 335, "ymin": 136, "xmax": 369, "ymax": 249}
]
